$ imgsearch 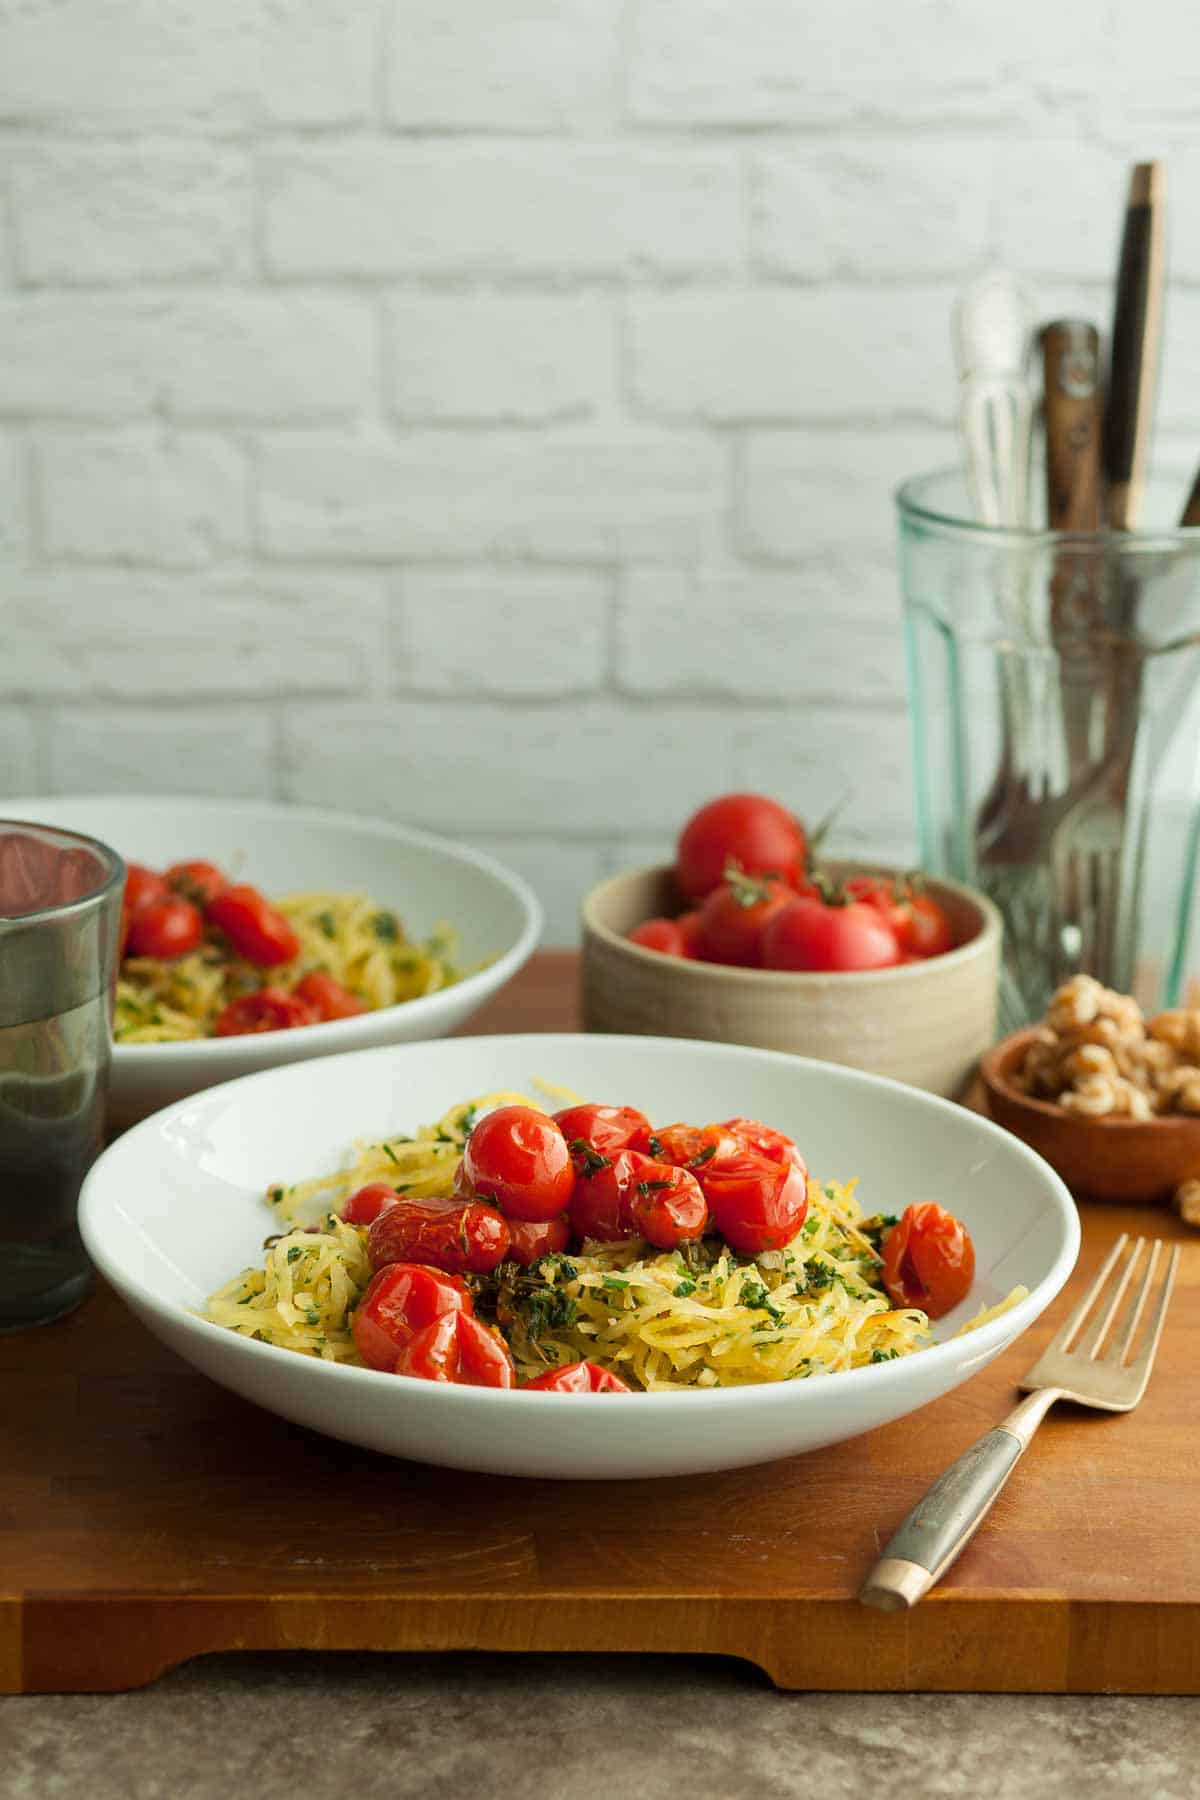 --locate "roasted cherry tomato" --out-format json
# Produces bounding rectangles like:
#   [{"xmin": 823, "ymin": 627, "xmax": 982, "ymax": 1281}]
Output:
[
  {"xmin": 212, "ymin": 987, "xmax": 316, "ymax": 1036},
  {"xmin": 368, "ymin": 1194, "xmax": 511, "ymax": 1277},
  {"xmin": 165, "ymin": 859, "xmax": 229, "ymax": 907},
  {"xmin": 461, "ymin": 1105, "xmax": 575, "ymax": 1223},
  {"xmin": 395, "ymin": 1310, "xmax": 515, "ymax": 1388},
  {"xmin": 722, "ymin": 1117, "xmax": 807, "ymax": 1176},
  {"xmin": 340, "ymin": 1182, "xmax": 401, "ymax": 1227},
  {"xmin": 523, "ymin": 1360, "xmax": 632, "ymax": 1393},
  {"xmin": 626, "ymin": 1158, "xmax": 708, "ymax": 1249},
  {"xmin": 699, "ymin": 1149, "xmax": 809, "ymax": 1256},
  {"xmin": 760, "ymin": 894, "xmax": 902, "ymax": 973},
  {"xmin": 554, "ymin": 1104, "xmax": 650, "ymax": 1164},
  {"xmin": 568, "ymin": 1147, "xmax": 642, "ymax": 1244},
  {"xmin": 628, "ymin": 917, "xmax": 689, "ymax": 955},
  {"xmin": 632, "ymin": 1121, "xmax": 740, "ymax": 1172},
  {"xmin": 677, "ymin": 910, "xmax": 702, "ymax": 957},
  {"xmin": 506, "ymin": 1213, "xmax": 571, "ymax": 1267},
  {"xmin": 207, "ymin": 884, "xmax": 300, "ymax": 968},
  {"xmin": 123, "ymin": 863, "xmax": 170, "ymax": 916},
  {"xmin": 293, "ymin": 970, "xmax": 366, "ymax": 1021},
  {"xmin": 881, "ymin": 1202, "xmax": 975, "ymax": 1319},
  {"xmin": 693, "ymin": 871, "xmax": 795, "ymax": 967},
  {"xmin": 125, "ymin": 897, "xmax": 204, "ymax": 961},
  {"xmin": 351, "ymin": 1262, "xmax": 472, "ymax": 1372},
  {"xmin": 677, "ymin": 792, "xmax": 807, "ymax": 901}
]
